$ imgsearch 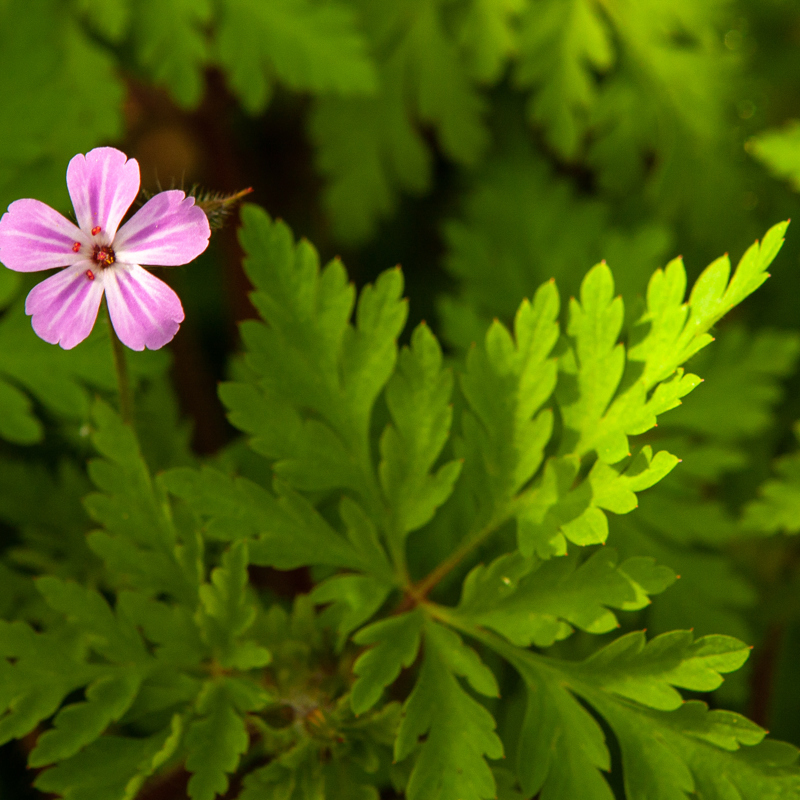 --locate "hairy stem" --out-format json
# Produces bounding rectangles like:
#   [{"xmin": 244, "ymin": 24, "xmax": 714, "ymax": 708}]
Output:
[{"xmin": 106, "ymin": 304, "xmax": 134, "ymax": 425}]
